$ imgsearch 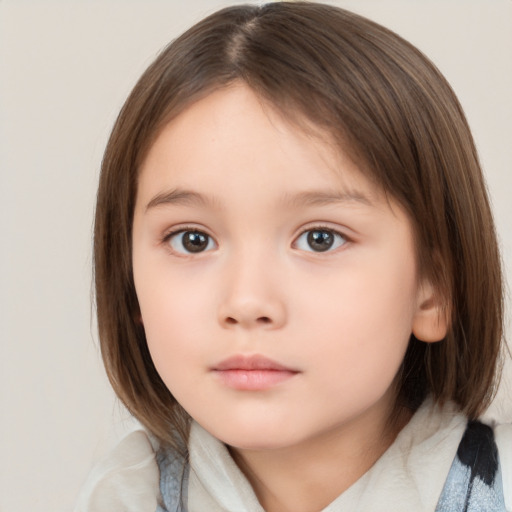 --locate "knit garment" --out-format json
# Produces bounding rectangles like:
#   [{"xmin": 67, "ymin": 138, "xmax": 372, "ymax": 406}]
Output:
[
  {"xmin": 155, "ymin": 398, "xmax": 509, "ymax": 511},
  {"xmin": 157, "ymin": 412, "xmax": 507, "ymax": 512},
  {"xmin": 74, "ymin": 398, "xmax": 511, "ymax": 511},
  {"xmin": 435, "ymin": 421, "xmax": 506, "ymax": 511},
  {"xmin": 156, "ymin": 446, "xmax": 189, "ymax": 512}
]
